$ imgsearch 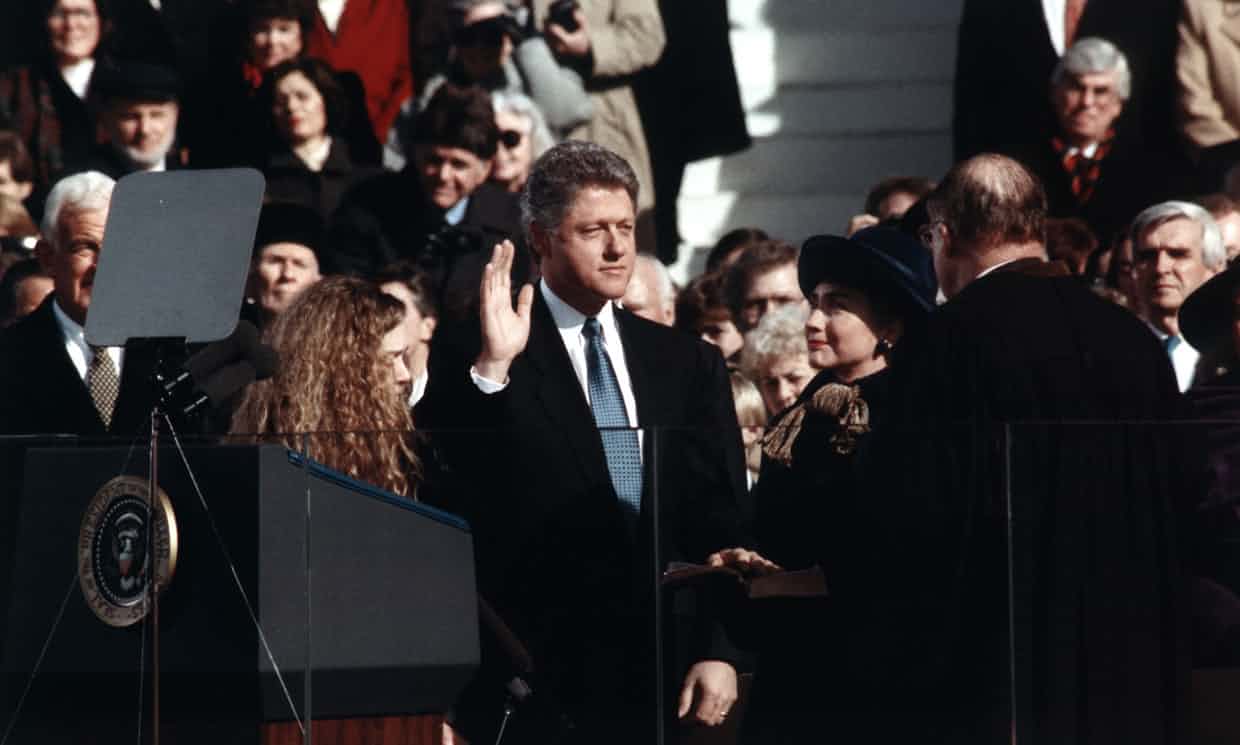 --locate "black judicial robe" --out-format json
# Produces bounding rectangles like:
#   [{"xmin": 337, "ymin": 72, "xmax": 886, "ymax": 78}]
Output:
[{"xmin": 844, "ymin": 259, "xmax": 1192, "ymax": 745}]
